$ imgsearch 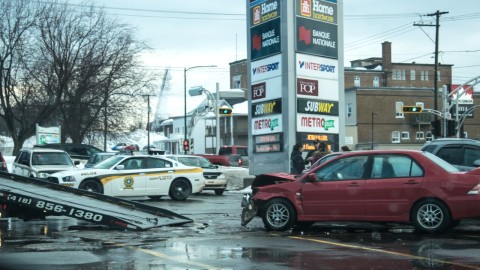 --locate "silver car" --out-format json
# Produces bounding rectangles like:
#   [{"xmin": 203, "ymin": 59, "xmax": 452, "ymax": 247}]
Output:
[{"xmin": 12, "ymin": 147, "xmax": 79, "ymax": 179}]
